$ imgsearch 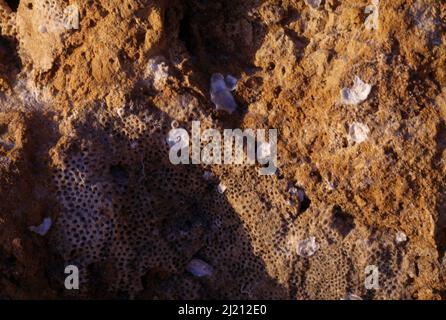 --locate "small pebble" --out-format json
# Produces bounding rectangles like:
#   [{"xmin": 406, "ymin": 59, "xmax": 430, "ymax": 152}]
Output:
[
  {"xmin": 395, "ymin": 231, "xmax": 408, "ymax": 244},
  {"xmin": 29, "ymin": 217, "xmax": 52, "ymax": 236},
  {"xmin": 210, "ymin": 73, "xmax": 238, "ymax": 114},
  {"xmin": 296, "ymin": 236, "xmax": 319, "ymax": 257},
  {"xmin": 224, "ymin": 75, "xmax": 238, "ymax": 91},
  {"xmin": 186, "ymin": 259, "xmax": 213, "ymax": 277},
  {"xmin": 38, "ymin": 25, "xmax": 47, "ymax": 33}
]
